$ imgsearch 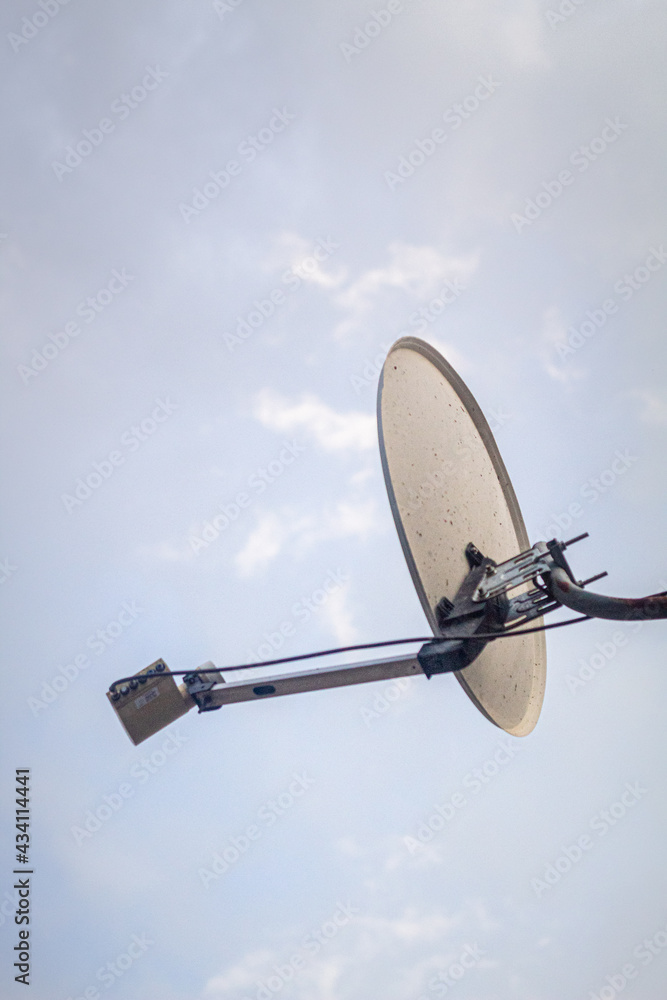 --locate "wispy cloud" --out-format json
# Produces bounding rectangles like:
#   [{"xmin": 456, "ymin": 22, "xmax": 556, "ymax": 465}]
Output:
[
  {"xmin": 204, "ymin": 949, "xmax": 275, "ymax": 994},
  {"xmin": 234, "ymin": 500, "xmax": 382, "ymax": 578},
  {"xmin": 332, "ymin": 241, "xmax": 479, "ymax": 340},
  {"xmin": 626, "ymin": 388, "xmax": 667, "ymax": 425},
  {"xmin": 234, "ymin": 510, "xmax": 292, "ymax": 577},
  {"xmin": 539, "ymin": 305, "xmax": 586, "ymax": 384},
  {"xmin": 261, "ymin": 230, "xmax": 348, "ymax": 289},
  {"xmin": 319, "ymin": 581, "xmax": 359, "ymax": 644},
  {"xmin": 200, "ymin": 903, "xmax": 483, "ymax": 1000},
  {"xmin": 253, "ymin": 390, "xmax": 376, "ymax": 452}
]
